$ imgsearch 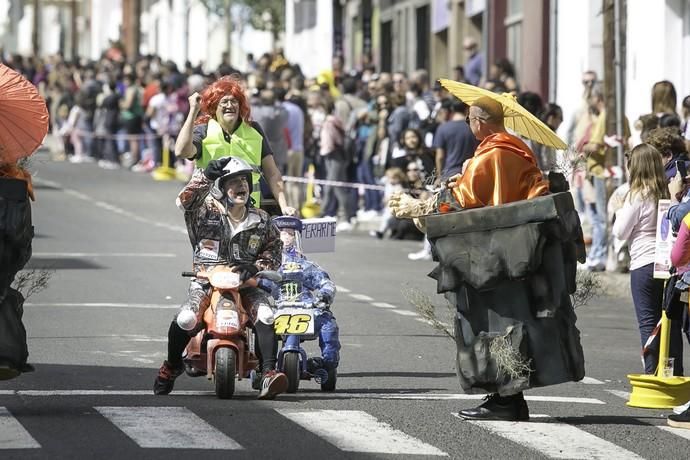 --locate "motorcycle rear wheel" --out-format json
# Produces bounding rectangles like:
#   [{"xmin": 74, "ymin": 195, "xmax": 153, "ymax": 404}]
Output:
[
  {"xmin": 215, "ymin": 348, "xmax": 236, "ymax": 399},
  {"xmin": 284, "ymin": 352, "xmax": 301, "ymax": 393}
]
